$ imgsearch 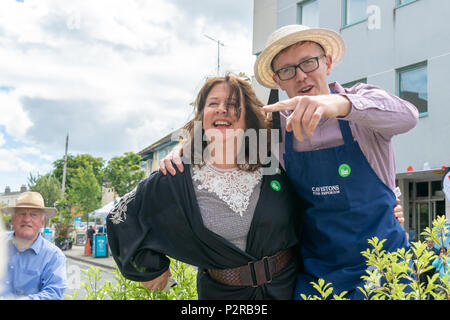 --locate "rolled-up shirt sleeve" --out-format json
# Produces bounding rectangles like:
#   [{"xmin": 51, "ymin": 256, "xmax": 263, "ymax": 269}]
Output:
[
  {"xmin": 106, "ymin": 175, "xmax": 170, "ymax": 282},
  {"xmin": 338, "ymin": 82, "xmax": 419, "ymax": 138}
]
